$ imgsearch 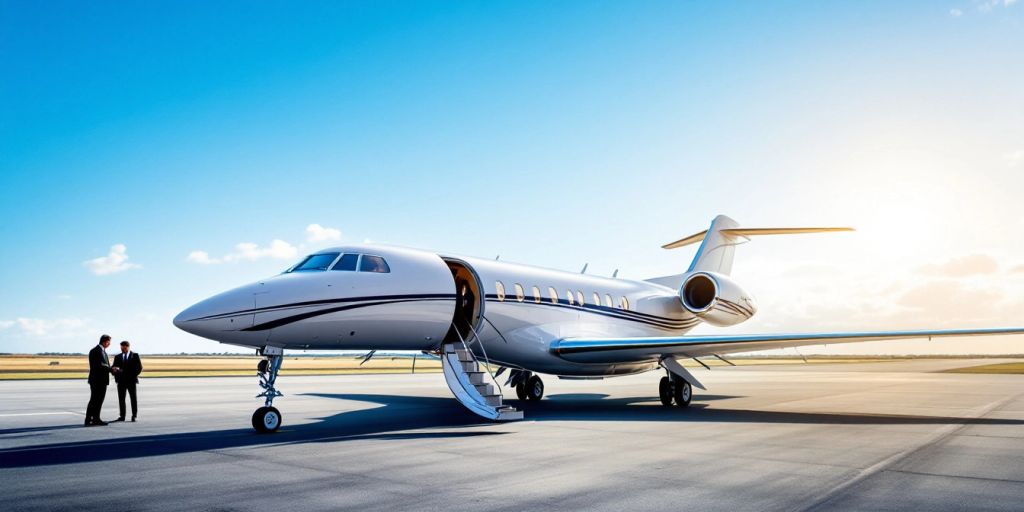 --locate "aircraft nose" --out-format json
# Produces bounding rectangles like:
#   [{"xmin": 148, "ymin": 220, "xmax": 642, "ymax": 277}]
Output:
[
  {"xmin": 173, "ymin": 284, "xmax": 258, "ymax": 338},
  {"xmin": 173, "ymin": 302, "xmax": 206, "ymax": 334}
]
